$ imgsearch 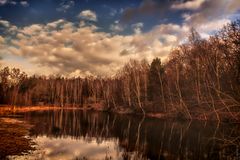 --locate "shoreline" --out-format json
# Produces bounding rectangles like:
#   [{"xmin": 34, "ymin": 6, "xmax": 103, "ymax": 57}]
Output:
[
  {"xmin": 0, "ymin": 105, "xmax": 239, "ymax": 158},
  {"xmin": 0, "ymin": 105, "xmax": 239, "ymax": 123}
]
